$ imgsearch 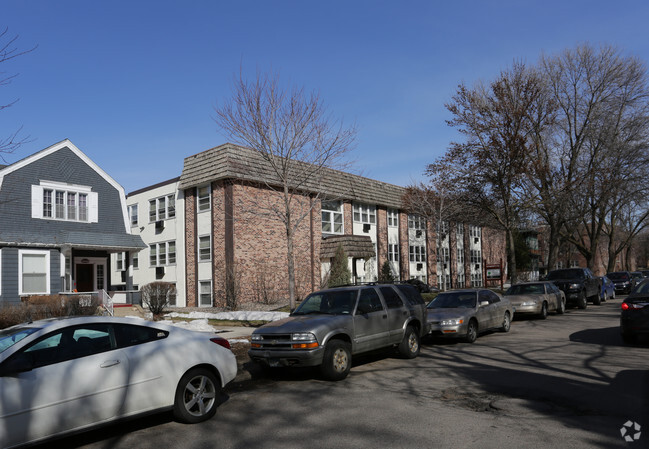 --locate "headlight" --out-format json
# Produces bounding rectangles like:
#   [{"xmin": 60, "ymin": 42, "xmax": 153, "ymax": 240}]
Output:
[
  {"xmin": 441, "ymin": 318, "xmax": 464, "ymax": 326},
  {"xmin": 251, "ymin": 334, "xmax": 263, "ymax": 341},
  {"xmin": 521, "ymin": 301, "xmax": 537, "ymax": 306},
  {"xmin": 569, "ymin": 283, "xmax": 580, "ymax": 289},
  {"xmin": 292, "ymin": 332, "xmax": 316, "ymax": 342}
]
